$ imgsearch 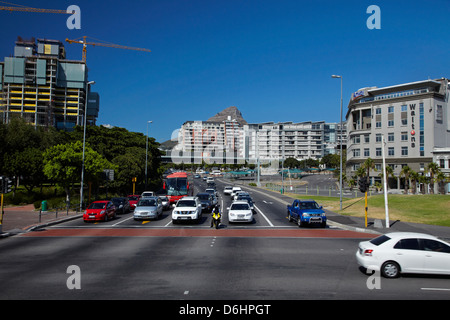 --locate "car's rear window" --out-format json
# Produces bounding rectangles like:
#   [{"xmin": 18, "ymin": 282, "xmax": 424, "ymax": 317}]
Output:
[{"xmin": 370, "ymin": 235, "xmax": 391, "ymax": 246}]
